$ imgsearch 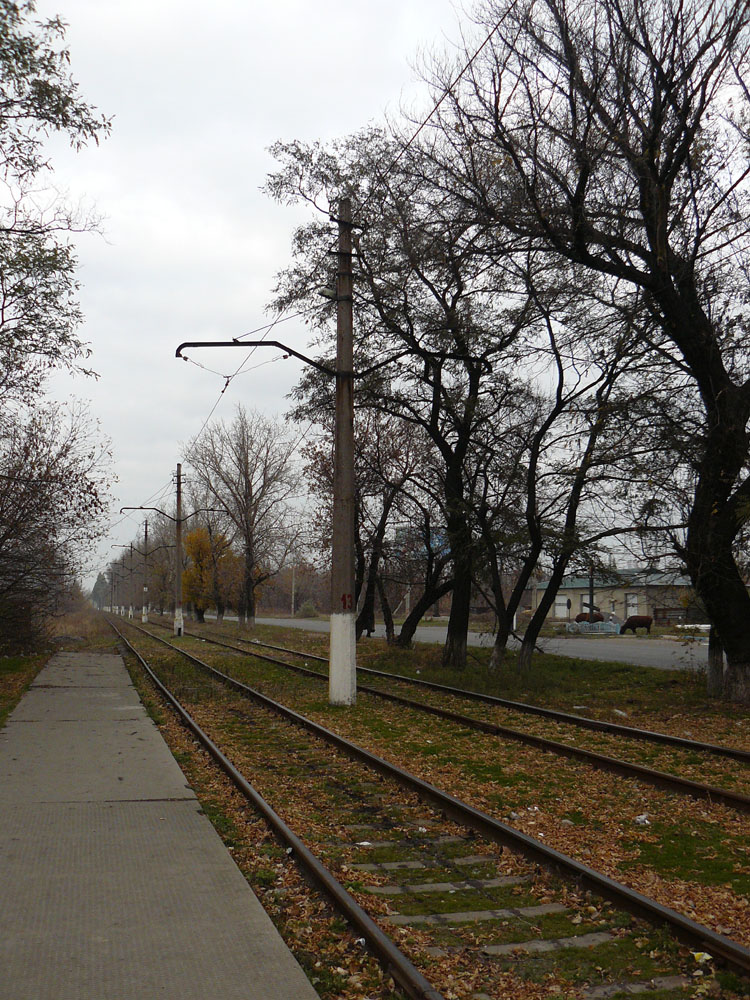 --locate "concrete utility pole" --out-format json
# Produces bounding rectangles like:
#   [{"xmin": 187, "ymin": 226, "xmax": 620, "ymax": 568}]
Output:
[
  {"xmin": 142, "ymin": 520, "xmax": 149, "ymax": 623},
  {"xmin": 122, "ymin": 492, "xmax": 215, "ymax": 631},
  {"xmin": 174, "ymin": 463, "xmax": 184, "ymax": 636},
  {"xmin": 129, "ymin": 544, "xmax": 134, "ymax": 618},
  {"xmin": 329, "ymin": 196, "xmax": 357, "ymax": 706}
]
